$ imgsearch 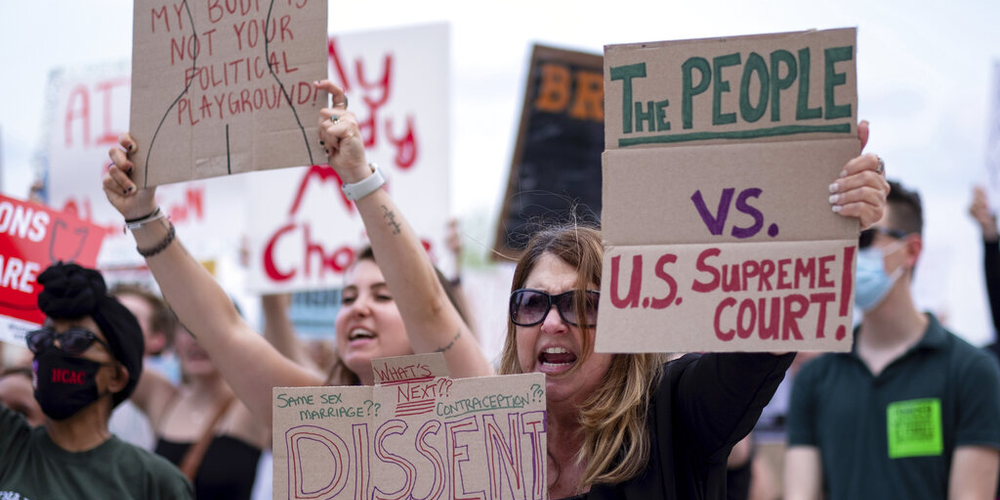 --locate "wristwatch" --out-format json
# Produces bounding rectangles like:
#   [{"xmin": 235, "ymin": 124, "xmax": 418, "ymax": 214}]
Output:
[{"xmin": 341, "ymin": 163, "xmax": 385, "ymax": 201}]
